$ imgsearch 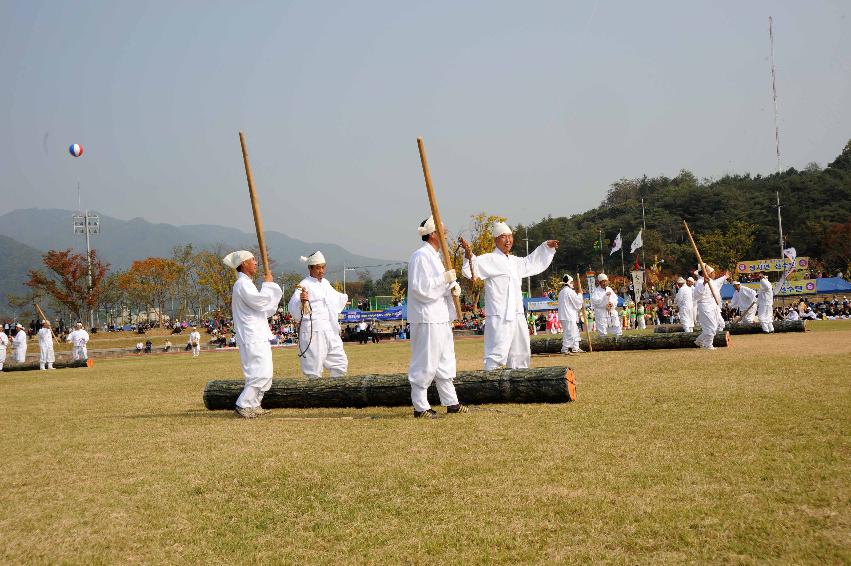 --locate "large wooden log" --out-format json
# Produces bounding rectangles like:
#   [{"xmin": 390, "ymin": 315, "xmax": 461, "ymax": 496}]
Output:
[
  {"xmin": 203, "ymin": 367, "xmax": 576, "ymax": 410},
  {"xmin": 2, "ymin": 359, "xmax": 92, "ymax": 372},
  {"xmin": 530, "ymin": 331, "xmax": 730, "ymax": 354},
  {"xmin": 653, "ymin": 320, "xmax": 806, "ymax": 334}
]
